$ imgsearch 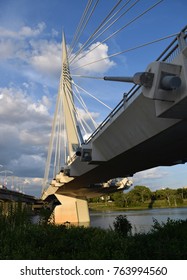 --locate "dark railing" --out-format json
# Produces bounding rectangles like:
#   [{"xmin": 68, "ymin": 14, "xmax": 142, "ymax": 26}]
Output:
[{"xmin": 85, "ymin": 26, "xmax": 187, "ymax": 144}]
